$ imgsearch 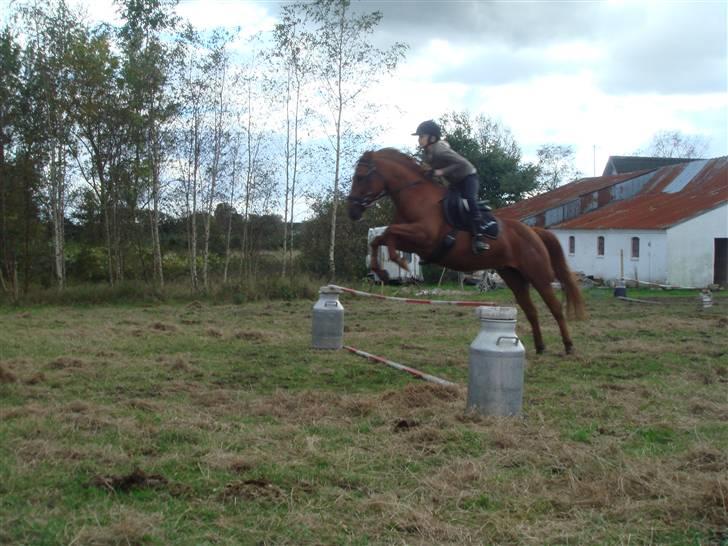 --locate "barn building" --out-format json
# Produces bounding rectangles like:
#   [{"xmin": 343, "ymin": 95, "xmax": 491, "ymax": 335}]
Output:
[{"xmin": 498, "ymin": 156, "xmax": 728, "ymax": 288}]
